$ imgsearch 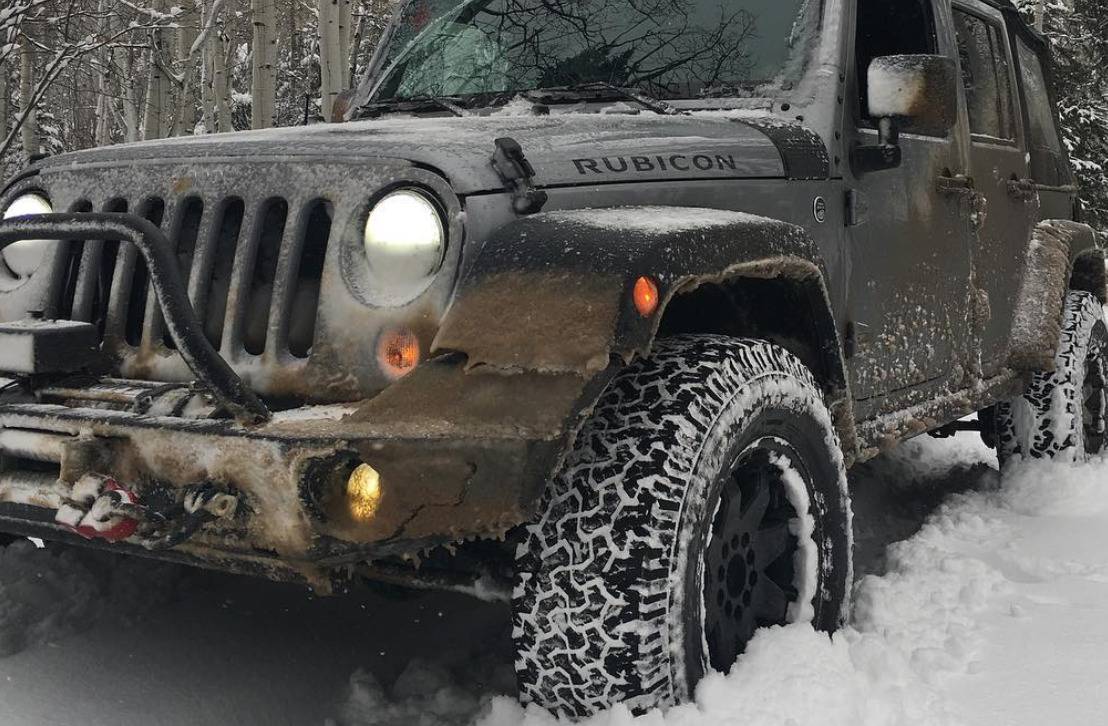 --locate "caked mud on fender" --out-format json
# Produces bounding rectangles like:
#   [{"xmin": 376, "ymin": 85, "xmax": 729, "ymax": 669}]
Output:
[{"xmin": 433, "ymin": 207, "xmax": 847, "ymax": 381}]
